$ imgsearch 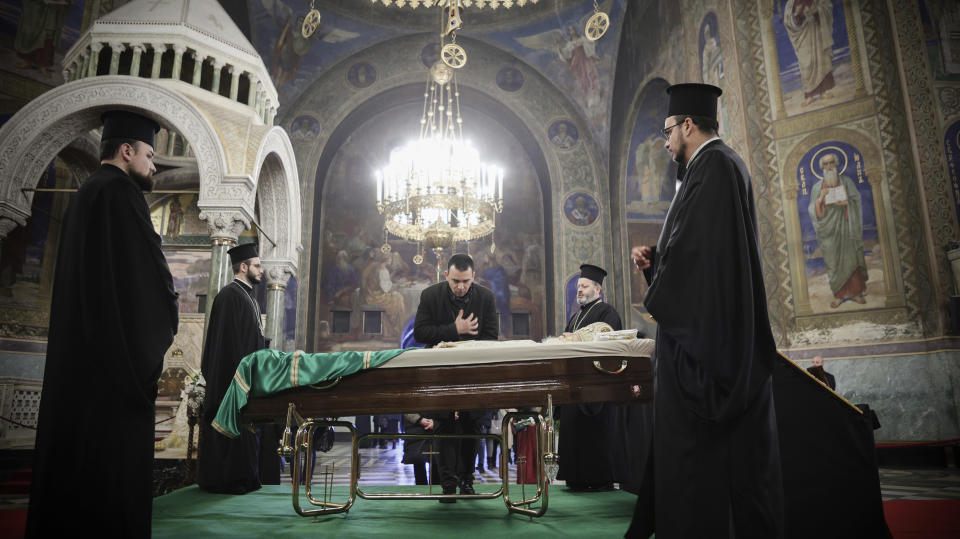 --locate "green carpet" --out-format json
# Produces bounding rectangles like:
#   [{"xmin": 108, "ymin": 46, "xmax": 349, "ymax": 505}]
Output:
[{"xmin": 152, "ymin": 484, "xmax": 638, "ymax": 538}]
